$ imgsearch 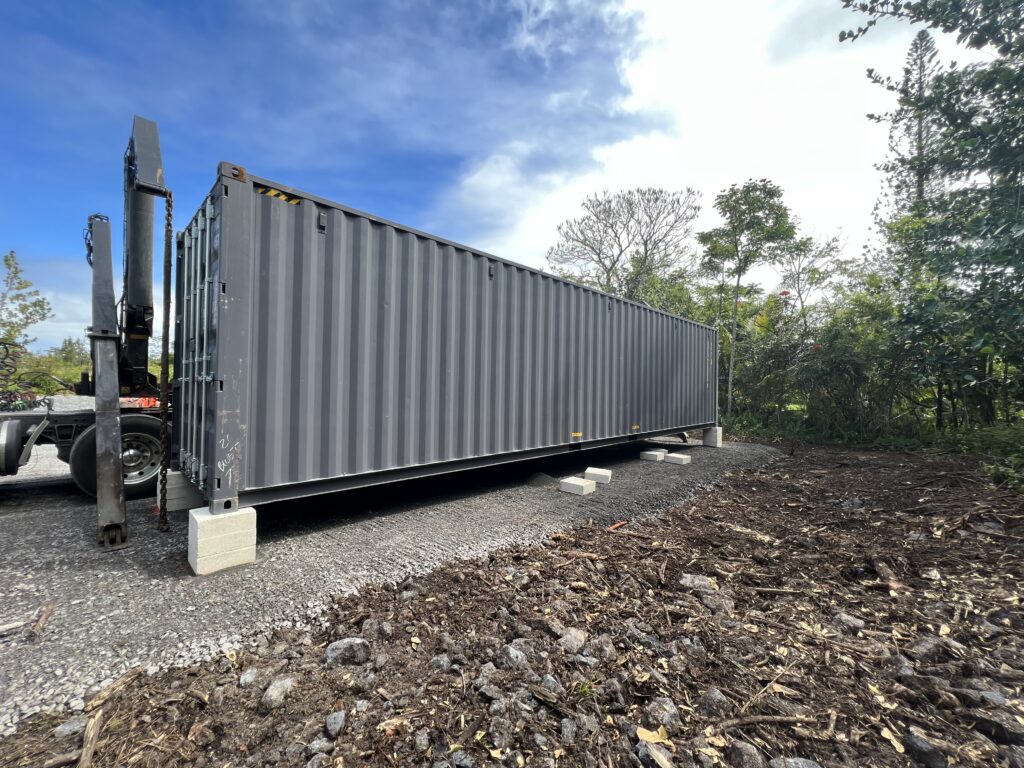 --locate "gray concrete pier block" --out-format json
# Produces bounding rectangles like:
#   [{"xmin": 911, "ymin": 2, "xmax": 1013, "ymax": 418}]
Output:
[
  {"xmin": 188, "ymin": 506, "xmax": 257, "ymax": 575},
  {"xmin": 584, "ymin": 467, "xmax": 613, "ymax": 484},
  {"xmin": 559, "ymin": 476, "xmax": 596, "ymax": 495},
  {"xmin": 703, "ymin": 427, "xmax": 723, "ymax": 448}
]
